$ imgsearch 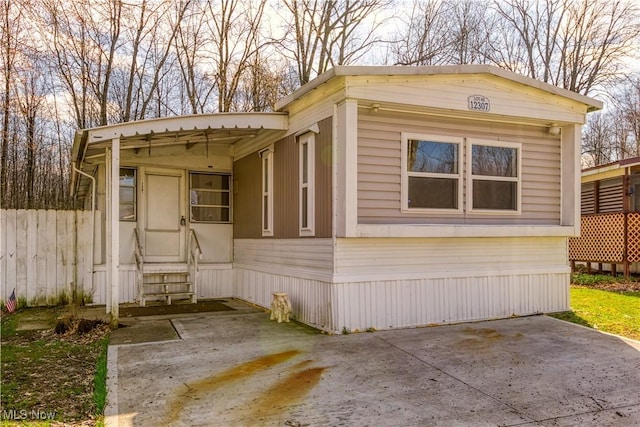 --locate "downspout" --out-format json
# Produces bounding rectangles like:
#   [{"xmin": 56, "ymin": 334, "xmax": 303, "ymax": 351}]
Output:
[{"xmin": 72, "ymin": 163, "xmax": 96, "ymax": 301}]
